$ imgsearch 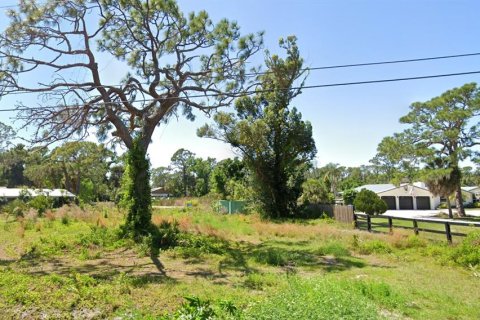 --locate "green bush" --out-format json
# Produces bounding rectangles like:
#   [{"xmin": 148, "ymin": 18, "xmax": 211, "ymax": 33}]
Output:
[
  {"xmin": 28, "ymin": 195, "xmax": 53, "ymax": 215},
  {"xmin": 175, "ymin": 296, "xmax": 216, "ymax": 320},
  {"xmin": 343, "ymin": 189, "xmax": 358, "ymax": 205},
  {"xmin": 451, "ymin": 231, "xmax": 480, "ymax": 267},
  {"xmin": 78, "ymin": 179, "xmax": 96, "ymax": 204},
  {"xmin": 298, "ymin": 179, "xmax": 333, "ymax": 206},
  {"xmin": 354, "ymin": 189, "xmax": 387, "ymax": 215},
  {"xmin": 2, "ymin": 199, "xmax": 28, "ymax": 217},
  {"xmin": 78, "ymin": 226, "xmax": 124, "ymax": 249},
  {"xmin": 152, "ymin": 220, "xmax": 180, "ymax": 249}
]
